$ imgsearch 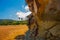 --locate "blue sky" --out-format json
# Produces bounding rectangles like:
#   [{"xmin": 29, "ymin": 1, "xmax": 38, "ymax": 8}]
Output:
[{"xmin": 0, "ymin": 0, "xmax": 30, "ymax": 20}]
